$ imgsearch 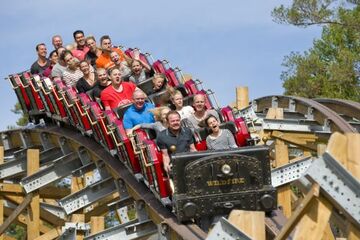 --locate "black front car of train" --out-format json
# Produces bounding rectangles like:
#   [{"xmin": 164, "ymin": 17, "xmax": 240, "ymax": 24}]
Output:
[{"xmin": 171, "ymin": 145, "xmax": 277, "ymax": 222}]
